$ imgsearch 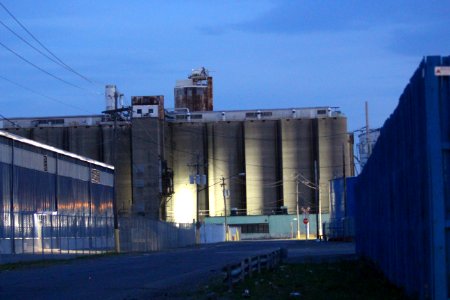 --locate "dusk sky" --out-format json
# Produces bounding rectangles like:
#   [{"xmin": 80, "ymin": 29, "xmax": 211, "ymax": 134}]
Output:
[{"xmin": 1, "ymin": 1, "xmax": 449, "ymax": 131}]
